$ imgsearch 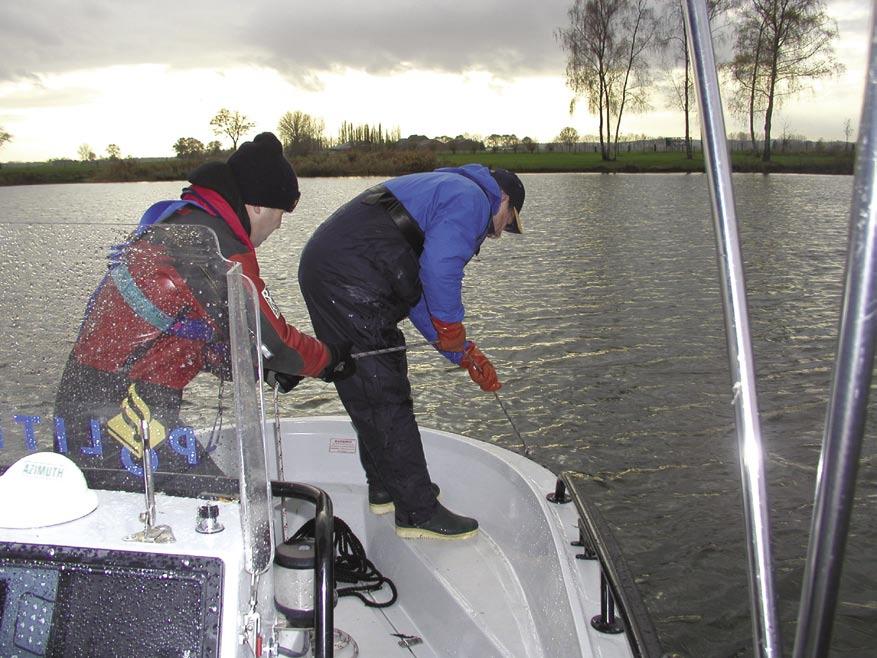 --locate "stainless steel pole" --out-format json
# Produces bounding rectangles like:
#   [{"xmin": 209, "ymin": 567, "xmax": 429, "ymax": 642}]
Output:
[
  {"xmin": 140, "ymin": 418, "xmax": 156, "ymax": 527},
  {"xmin": 793, "ymin": 9, "xmax": 877, "ymax": 656},
  {"xmin": 681, "ymin": 1, "xmax": 782, "ymax": 655}
]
